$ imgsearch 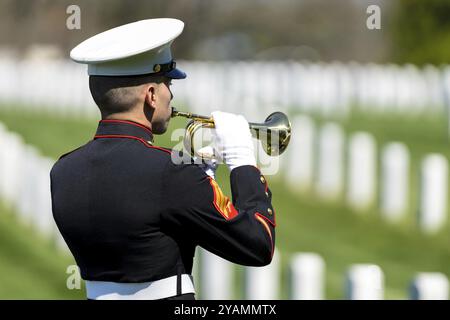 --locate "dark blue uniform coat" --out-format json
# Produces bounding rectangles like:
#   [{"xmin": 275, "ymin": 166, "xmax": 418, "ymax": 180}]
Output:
[{"xmin": 50, "ymin": 119, "xmax": 276, "ymax": 285}]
